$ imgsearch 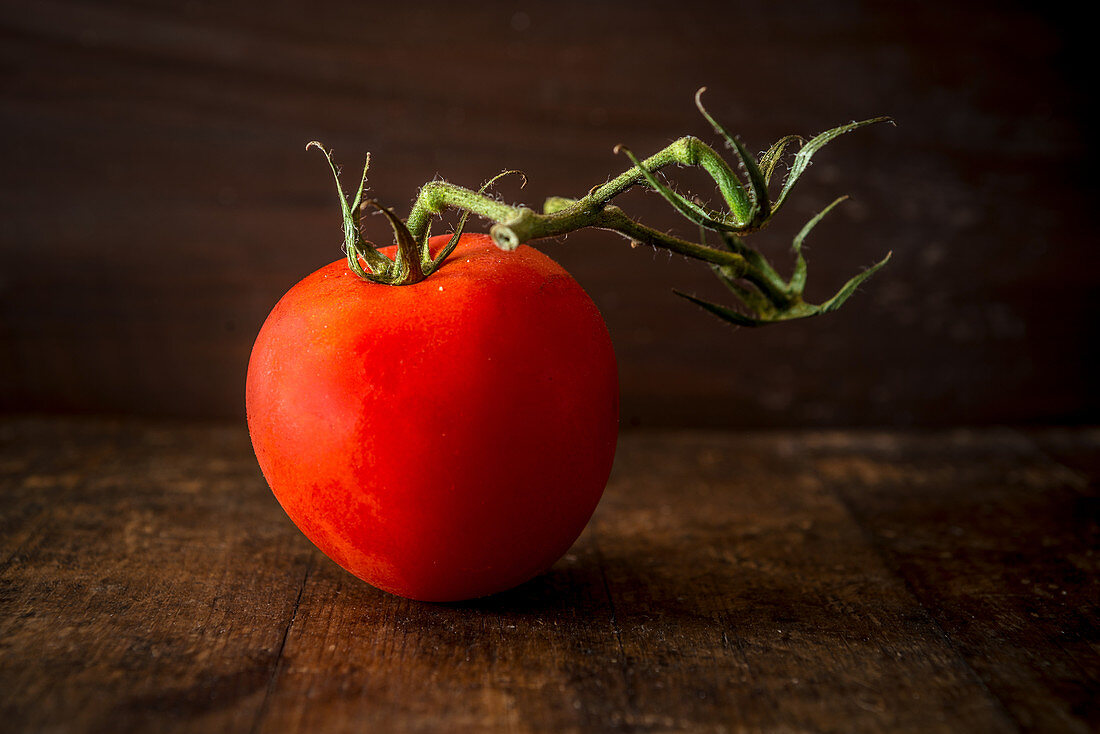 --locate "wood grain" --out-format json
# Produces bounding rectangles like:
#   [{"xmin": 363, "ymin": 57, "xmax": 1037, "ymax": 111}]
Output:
[
  {"xmin": 809, "ymin": 430, "xmax": 1100, "ymax": 732},
  {"xmin": 2, "ymin": 418, "xmax": 1096, "ymax": 732},
  {"xmin": 1, "ymin": 0, "xmax": 1096, "ymax": 426}
]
